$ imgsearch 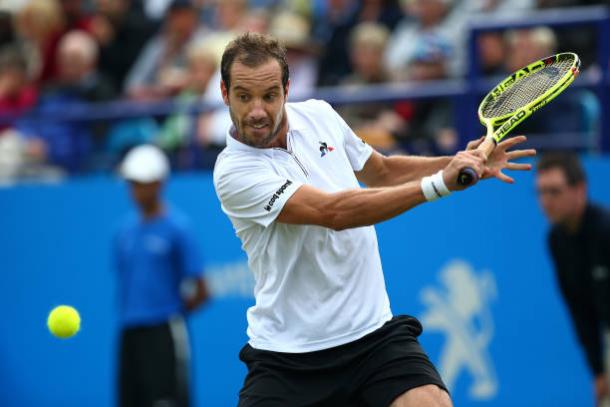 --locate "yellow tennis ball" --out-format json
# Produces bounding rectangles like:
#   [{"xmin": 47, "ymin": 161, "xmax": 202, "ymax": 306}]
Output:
[{"xmin": 47, "ymin": 305, "xmax": 81, "ymax": 339}]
